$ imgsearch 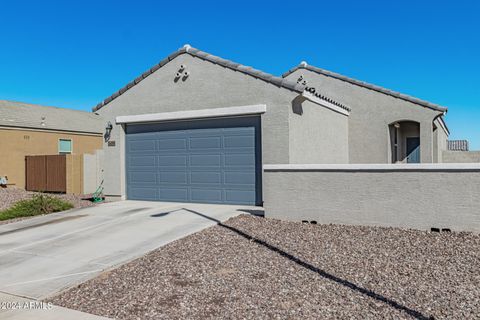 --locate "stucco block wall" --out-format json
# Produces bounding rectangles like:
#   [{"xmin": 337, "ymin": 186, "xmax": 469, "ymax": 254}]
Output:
[
  {"xmin": 83, "ymin": 150, "xmax": 104, "ymax": 194},
  {"xmin": 98, "ymin": 54, "xmax": 345, "ymax": 198},
  {"xmin": 289, "ymin": 99, "xmax": 349, "ymax": 163},
  {"xmin": 284, "ymin": 70, "xmax": 445, "ymax": 164},
  {"xmin": 443, "ymin": 151, "xmax": 480, "ymax": 163},
  {"xmin": 264, "ymin": 165, "xmax": 480, "ymax": 232},
  {"xmin": 0, "ymin": 128, "xmax": 102, "ymax": 189}
]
